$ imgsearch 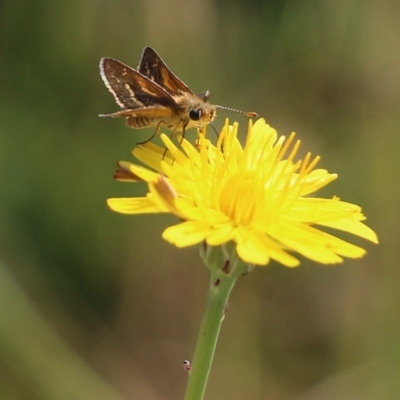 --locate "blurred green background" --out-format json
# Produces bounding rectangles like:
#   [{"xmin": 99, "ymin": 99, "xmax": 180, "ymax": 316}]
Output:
[{"xmin": 0, "ymin": 0, "xmax": 397, "ymax": 399}]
